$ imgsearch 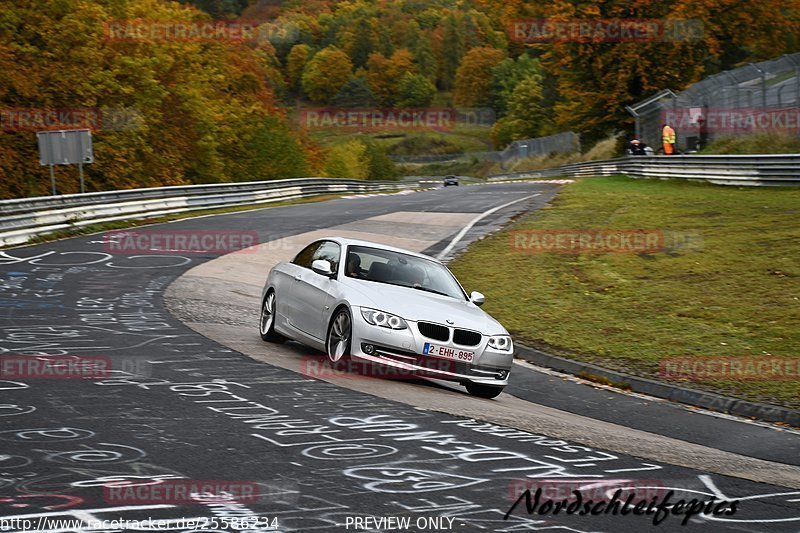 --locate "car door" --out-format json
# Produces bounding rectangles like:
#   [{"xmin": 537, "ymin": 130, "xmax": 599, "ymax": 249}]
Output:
[
  {"xmin": 283, "ymin": 241, "xmax": 321, "ymax": 329},
  {"xmin": 290, "ymin": 240, "xmax": 341, "ymax": 340}
]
